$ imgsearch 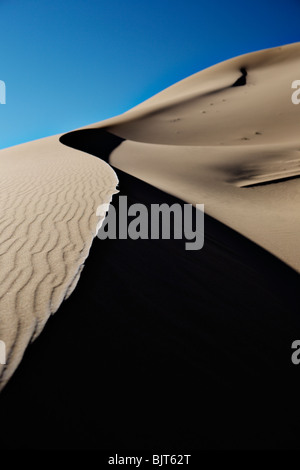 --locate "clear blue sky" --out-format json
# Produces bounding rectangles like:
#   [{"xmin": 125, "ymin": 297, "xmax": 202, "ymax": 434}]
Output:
[{"xmin": 0, "ymin": 0, "xmax": 299, "ymax": 149}]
